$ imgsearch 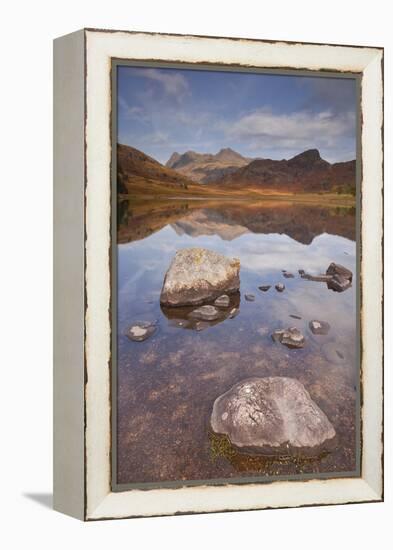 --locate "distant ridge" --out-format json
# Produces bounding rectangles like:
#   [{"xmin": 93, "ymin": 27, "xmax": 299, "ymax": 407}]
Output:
[
  {"xmin": 212, "ymin": 149, "xmax": 356, "ymax": 194},
  {"xmin": 165, "ymin": 147, "xmax": 253, "ymax": 183}
]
